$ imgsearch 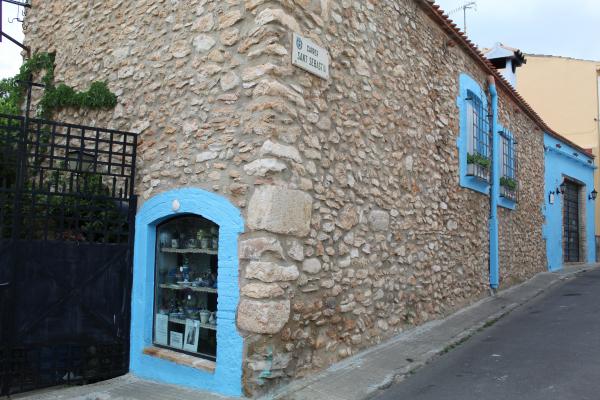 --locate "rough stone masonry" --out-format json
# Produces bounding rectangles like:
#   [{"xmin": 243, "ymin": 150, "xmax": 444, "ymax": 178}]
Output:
[{"xmin": 23, "ymin": 0, "xmax": 545, "ymax": 396}]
